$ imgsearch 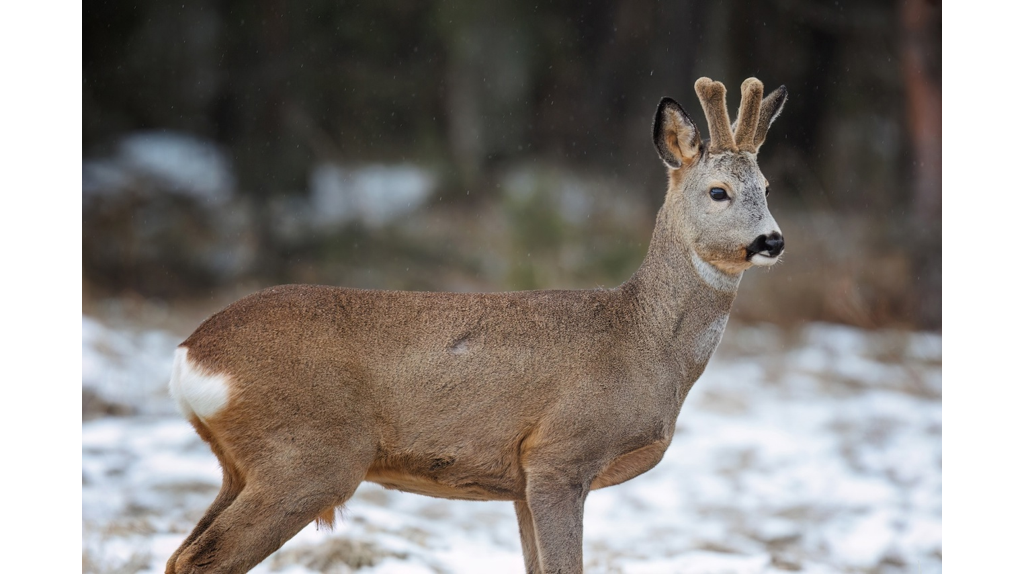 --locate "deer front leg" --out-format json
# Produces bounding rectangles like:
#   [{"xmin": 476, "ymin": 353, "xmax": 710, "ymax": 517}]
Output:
[
  {"xmin": 514, "ymin": 500, "xmax": 541, "ymax": 574},
  {"xmin": 524, "ymin": 472, "xmax": 589, "ymax": 574}
]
